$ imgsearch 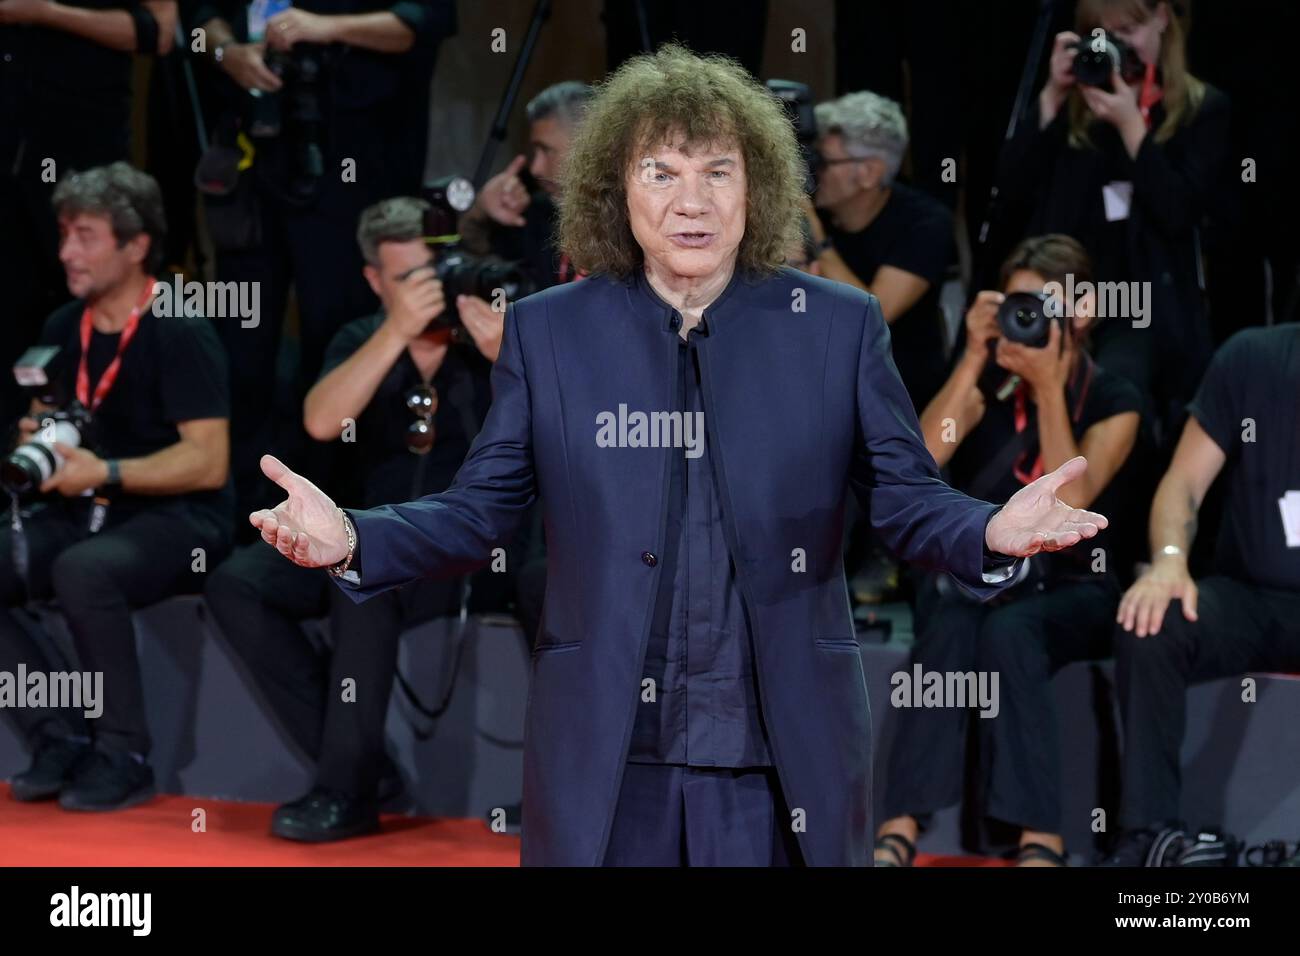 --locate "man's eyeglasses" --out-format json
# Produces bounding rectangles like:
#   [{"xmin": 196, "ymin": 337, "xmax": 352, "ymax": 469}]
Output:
[{"xmin": 405, "ymin": 384, "xmax": 437, "ymax": 455}]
